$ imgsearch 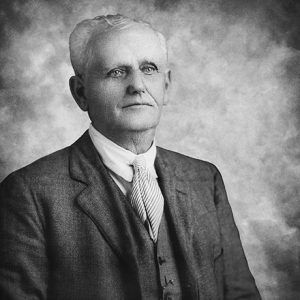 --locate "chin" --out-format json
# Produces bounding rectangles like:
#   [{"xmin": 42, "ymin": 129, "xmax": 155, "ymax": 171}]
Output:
[
  {"xmin": 116, "ymin": 107, "xmax": 161, "ymax": 131},
  {"xmin": 120, "ymin": 118, "xmax": 159, "ymax": 132}
]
